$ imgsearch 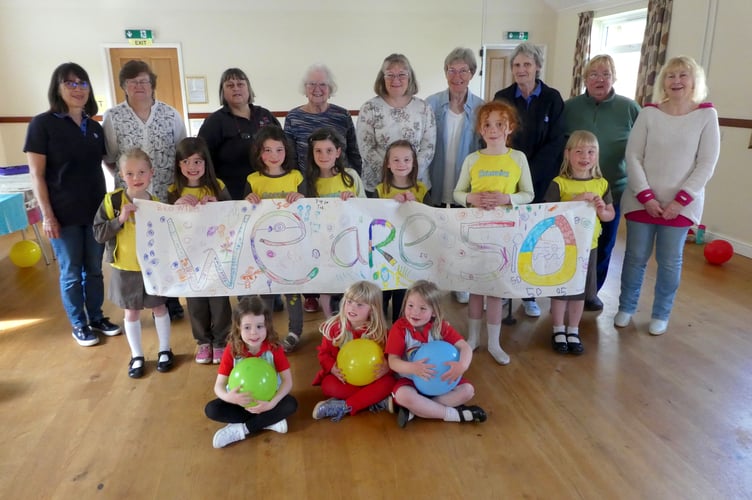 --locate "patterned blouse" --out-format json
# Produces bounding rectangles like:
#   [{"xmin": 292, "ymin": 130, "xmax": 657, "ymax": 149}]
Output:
[
  {"xmin": 356, "ymin": 96, "xmax": 436, "ymax": 192},
  {"xmin": 103, "ymin": 100, "xmax": 187, "ymax": 203}
]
